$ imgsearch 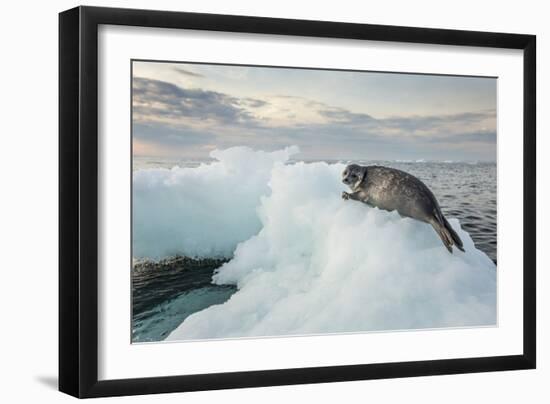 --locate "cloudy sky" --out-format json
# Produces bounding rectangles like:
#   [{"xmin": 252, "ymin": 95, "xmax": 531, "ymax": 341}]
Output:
[{"xmin": 132, "ymin": 61, "xmax": 496, "ymax": 161}]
